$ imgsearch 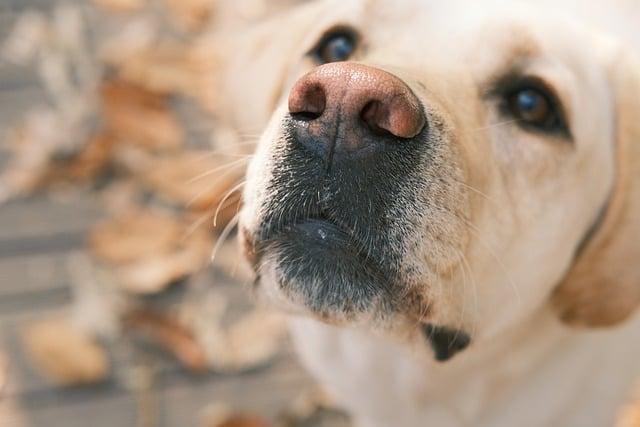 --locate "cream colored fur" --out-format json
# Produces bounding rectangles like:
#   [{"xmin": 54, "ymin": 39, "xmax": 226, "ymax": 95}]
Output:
[{"xmin": 212, "ymin": 1, "xmax": 640, "ymax": 425}]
